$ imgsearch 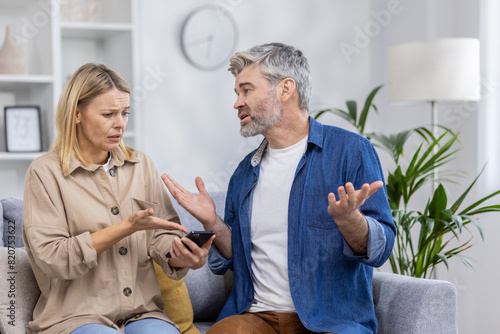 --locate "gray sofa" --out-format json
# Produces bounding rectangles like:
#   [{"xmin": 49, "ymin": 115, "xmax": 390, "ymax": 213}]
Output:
[{"xmin": 0, "ymin": 195, "xmax": 458, "ymax": 334}]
